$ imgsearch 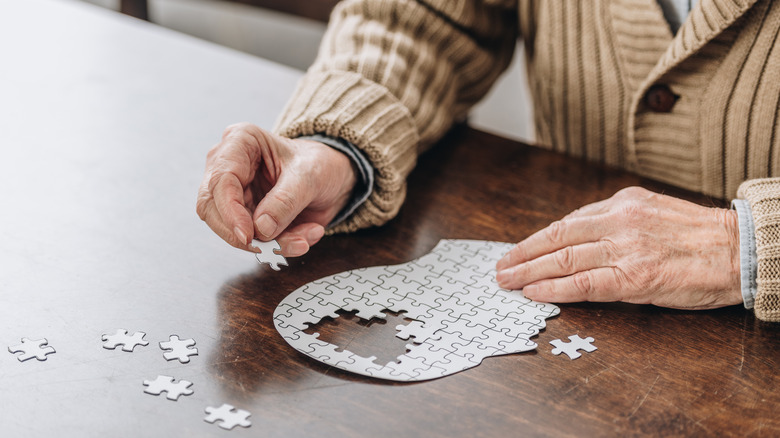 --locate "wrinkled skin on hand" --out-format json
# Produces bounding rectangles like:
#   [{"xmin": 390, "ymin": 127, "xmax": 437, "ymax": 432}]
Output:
[
  {"xmin": 496, "ymin": 187, "xmax": 743, "ymax": 310},
  {"xmin": 197, "ymin": 123, "xmax": 357, "ymax": 257}
]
